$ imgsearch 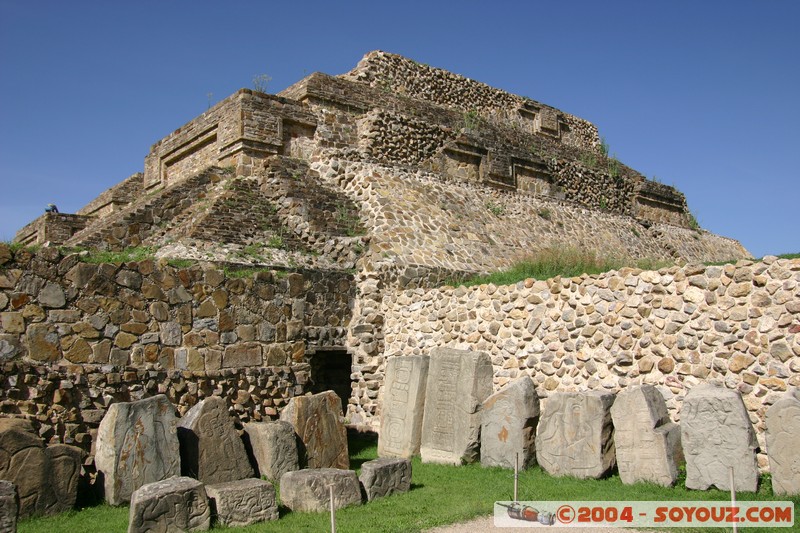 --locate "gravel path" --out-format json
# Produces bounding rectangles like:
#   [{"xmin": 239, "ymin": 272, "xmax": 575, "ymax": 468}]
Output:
[{"xmin": 425, "ymin": 514, "xmax": 646, "ymax": 532}]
